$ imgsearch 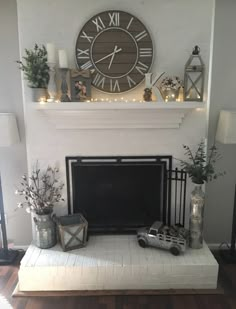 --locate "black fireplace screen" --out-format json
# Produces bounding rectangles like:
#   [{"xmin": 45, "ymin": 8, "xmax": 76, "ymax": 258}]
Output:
[{"xmin": 66, "ymin": 156, "xmax": 187, "ymax": 234}]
